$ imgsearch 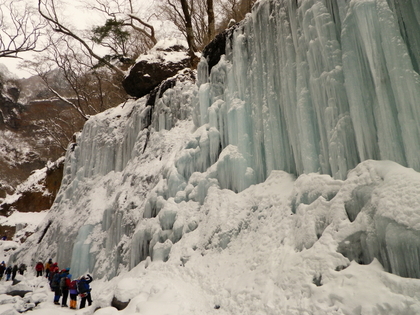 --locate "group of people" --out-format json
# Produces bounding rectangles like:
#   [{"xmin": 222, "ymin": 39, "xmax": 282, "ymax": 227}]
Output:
[
  {"xmin": 0, "ymin": 261, "xmax": 27, "ymax": 281},
  {"xmin": 0, "ymin": 259, "xmax": 94, "ymax": 310},
  {"xmin": 35, "ymin": 259, "xmax": 93, "ymax": 309}
]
